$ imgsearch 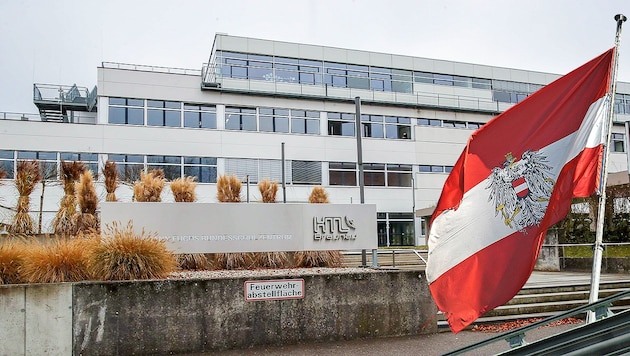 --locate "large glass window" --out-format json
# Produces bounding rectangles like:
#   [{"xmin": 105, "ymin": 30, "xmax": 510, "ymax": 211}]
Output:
[
  {"xmin": 147, "ymin": 100, "xmax": 181, "ymax": 127},
  {"xmin": 387, "ymin": 164, "xmax": 412, "ymax": 187},
  {"xmin": 184, "ymin": 104, "xmax": 216, "ymax": 129},
  {"xmin": 291, "ymin": 160, "xmax": 321, "ymax": 185},
  {"xmin": 17, "ymin": 151, "xmax": 57, "ymax": 179},
  {"xmin": 363, "ymin": 163, "xmax": 385, "ymax": 186},
  {"xmin": 225, "ymin": 107, "xmax": 257, "ymax": 131},
  {"xmin": 259, "ymin": 108, "xmax": 289, "ymax": 133},
  {"xmin": 184, "ymin": 157, "xmax": 217, "ymax": 183},
  {"xmin": 0, "ymin": 150, "xmax": 14, "ymax": 179},
  {"xmin": 328, "ymin": 112, "xmax": 355, "ymax": 136},
  {"xmin": 108, "ymin": 97, "xmax": 144, "ymax": 125},
  {"xmin": 147, "ymin": 155, "xmax": 181, "ymax": 180},
  {"xmin": 329, "ymin": 162, "xmax": 356, "ymax": 186},
  {"xmin": 385, "ymin": 116, "xmax": 412, "ymax": 139},
  {"xmin": 361, "ymin": 115, "xmax": 384, "ymax": 138},
  {"xmin": 378, "ymin": 212, "xmax": 415, "ymax": 247},
  {"xmin": 108, "ymin": 154, "xmax": 144, "ymax": 182},
  {"xmin": 60, "ymin": 152, "xmax": 98, "ymax": 178},
  {"xmin": 291, "ymin": 110, "xmax": 320, "ymax": 135}
]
